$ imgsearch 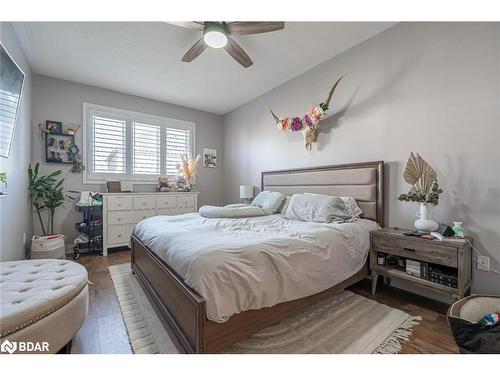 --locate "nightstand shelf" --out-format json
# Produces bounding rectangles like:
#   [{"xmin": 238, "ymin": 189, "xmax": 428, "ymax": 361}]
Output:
[{"xmin": 370, "ymin": 228, "xmax": 472, "ymax": 300}]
